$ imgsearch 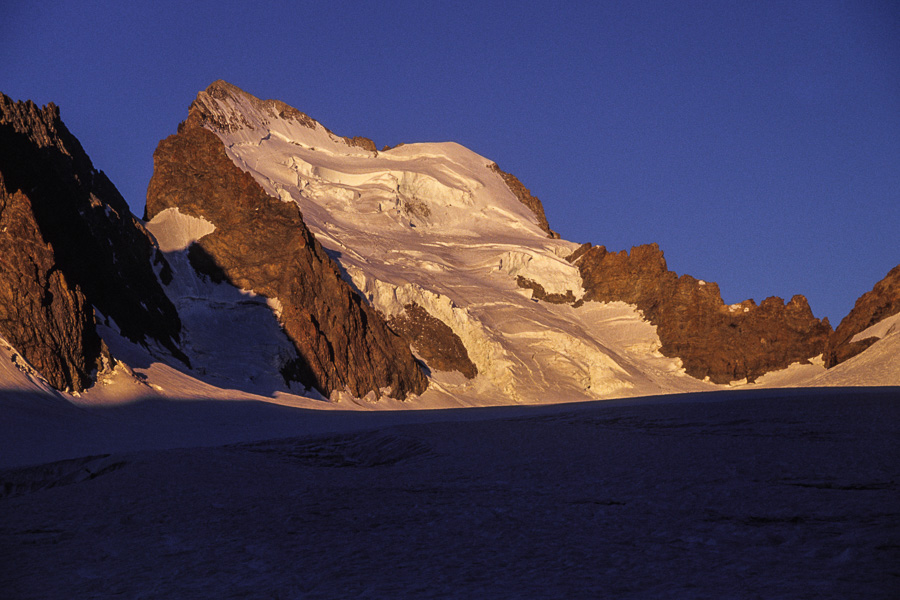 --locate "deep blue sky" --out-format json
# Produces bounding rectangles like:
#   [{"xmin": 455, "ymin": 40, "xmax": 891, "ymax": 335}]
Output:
[{"xmin": 3, "ymin": 1, "xmax": 898, "ymax": 324}]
